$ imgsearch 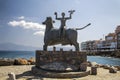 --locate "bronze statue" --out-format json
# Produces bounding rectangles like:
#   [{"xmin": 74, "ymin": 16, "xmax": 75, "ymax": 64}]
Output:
[
  {"xmin": 42, "ymin": 16, "xmax": 91, "ymax": 51},
  {"xmin": 54, "ymin": 10, "xmax": 75, "ymax": 38}
]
